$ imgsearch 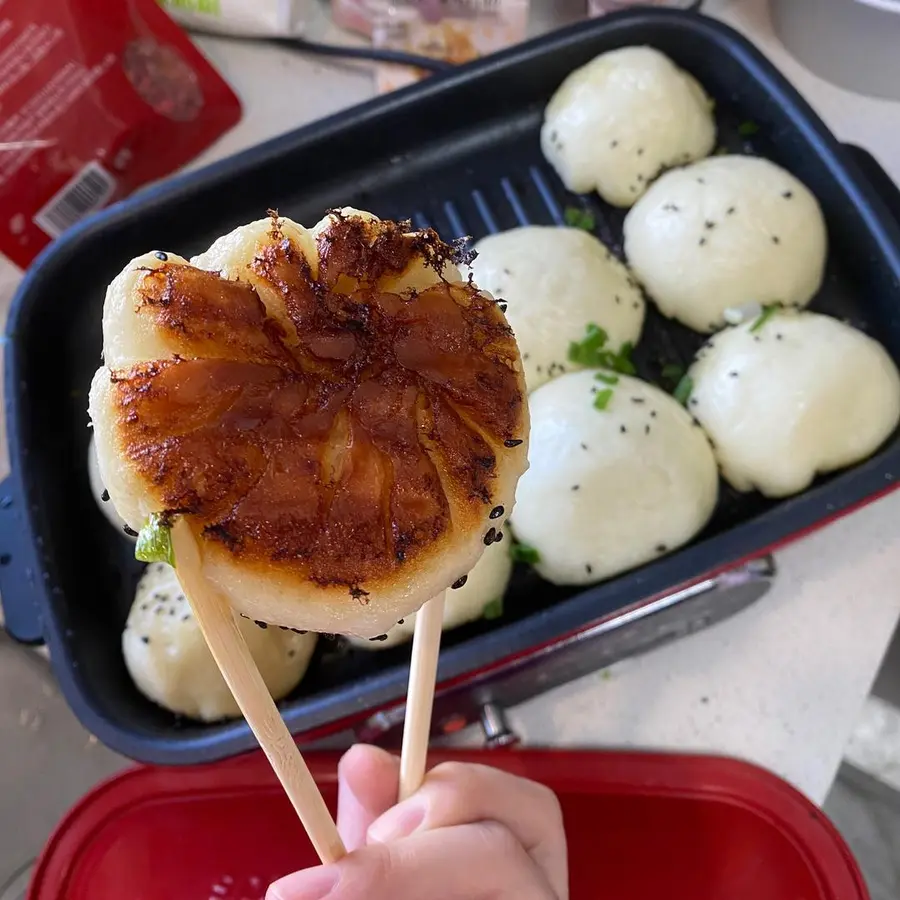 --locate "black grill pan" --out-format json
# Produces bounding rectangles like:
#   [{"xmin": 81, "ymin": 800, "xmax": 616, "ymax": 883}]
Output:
[{"xmin": 3, "ymin": 9, "xmax": 900, "ymax": 763}]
